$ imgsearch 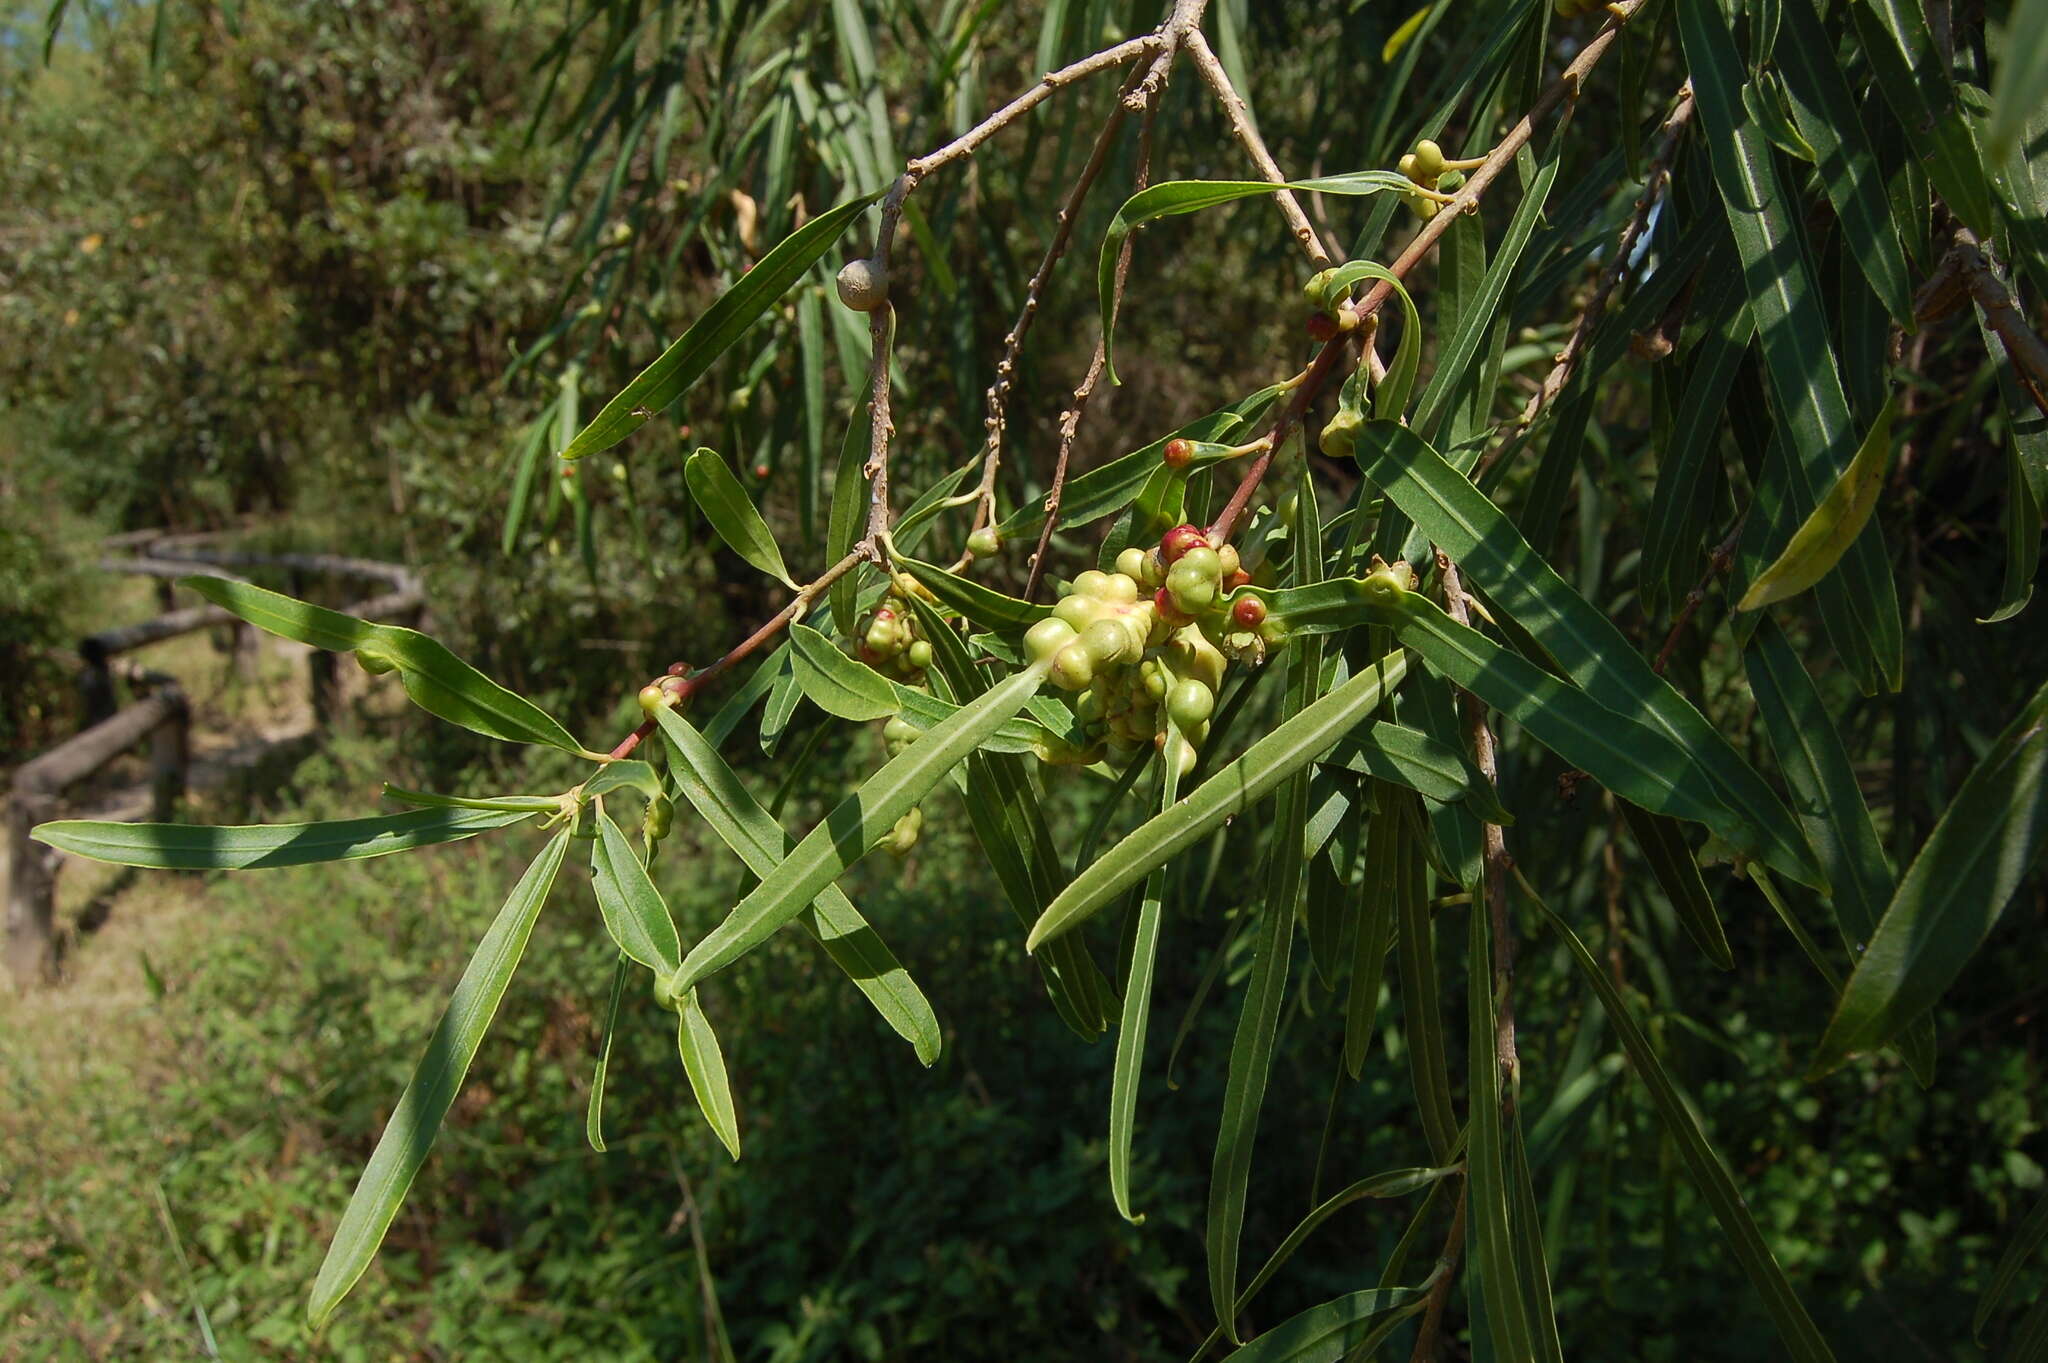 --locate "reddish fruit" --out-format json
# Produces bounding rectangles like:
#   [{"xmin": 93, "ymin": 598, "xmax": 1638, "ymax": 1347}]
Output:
[
  {"xmin": 1163, "ymin": 438, "xmax": 1194, "ymax": 469},
  {"xmin": 1161, "ymin": 523, "xmax": 1210, "ymax": 564},
  {"xmin": 754, "ymin": 462, "xmax": 771, "ymax": 478},
  {"xmin": 1224, "ymin": 569, "xmax": 1252, "ymax": 591},
  {"xmin": 1232, "ymin": 595, "xmax": 1268, "ymax": 628},
  {"xmin": 1154, "ymin": 586, "xmax": 1193, "ymax": 627},
  {"xmin": 1306, "ymin": 312, "xmax": 1339, "ymax": 342}
]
